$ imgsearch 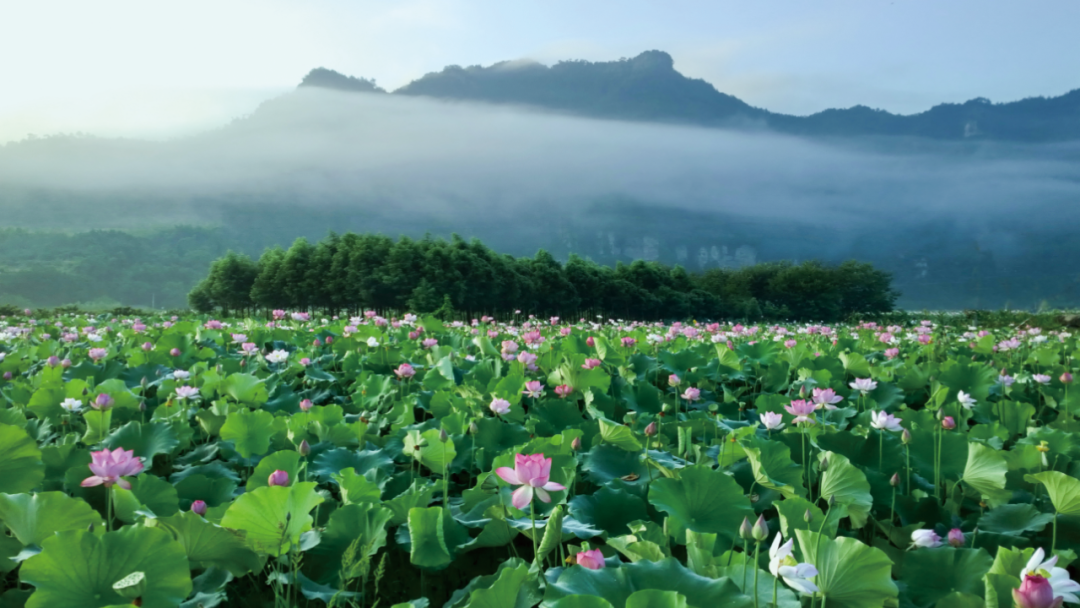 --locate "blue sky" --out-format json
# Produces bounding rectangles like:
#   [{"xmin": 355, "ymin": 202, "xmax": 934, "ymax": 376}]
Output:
[{"xmin": 1, "ymin": 0, "xmax": 1076, "ymax": 142}]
